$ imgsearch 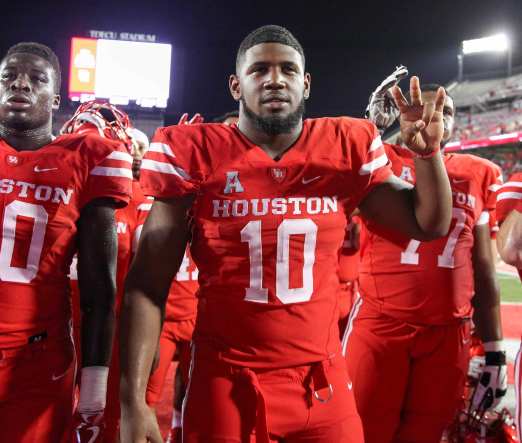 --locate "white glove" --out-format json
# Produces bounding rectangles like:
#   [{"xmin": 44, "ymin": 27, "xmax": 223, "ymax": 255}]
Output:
[
  {"xmin": 365, "ymin": 65, "xmax": 408, "ymax": 133},
  {"xmin": 468, "ymin": 355, "xmax": 485, "ymax": 380},
  {"xmin": 470, "ymin": 342, "xmax": 507, "ymax": 412}
]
